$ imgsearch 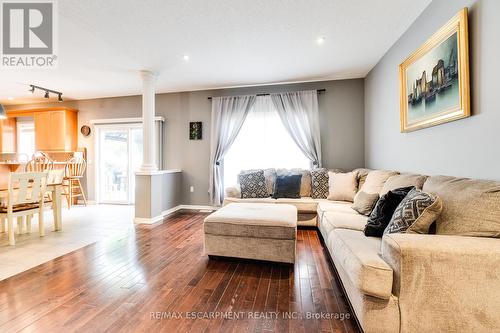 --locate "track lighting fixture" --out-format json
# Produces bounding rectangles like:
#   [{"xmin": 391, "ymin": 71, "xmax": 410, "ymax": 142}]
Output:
[{"xmin": 29, "ymin": 84, "xmax": 64, "ymax": 101}]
